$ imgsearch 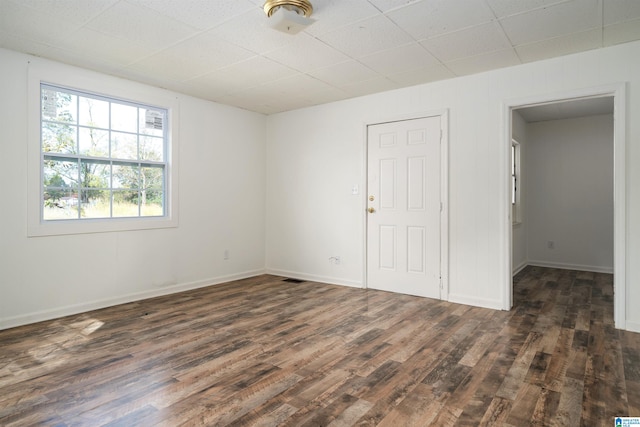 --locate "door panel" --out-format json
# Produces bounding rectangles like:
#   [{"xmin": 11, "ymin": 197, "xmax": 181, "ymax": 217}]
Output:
[{"xmin": 367, "ymin": 116, "xmax": 442, "ymax": 299}]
